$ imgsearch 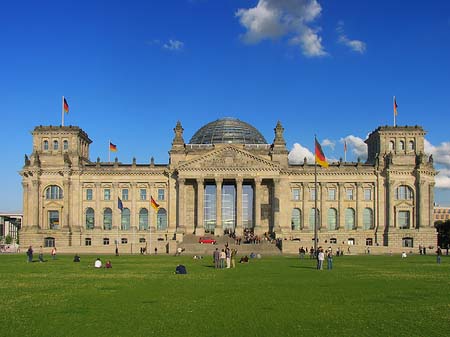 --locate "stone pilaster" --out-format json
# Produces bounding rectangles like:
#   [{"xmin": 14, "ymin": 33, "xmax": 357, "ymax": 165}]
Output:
[
  {"xmin": 254, "ymin": 177, "xmax": 262, "ymax": 234},
  {"xmin": 215, "ymin": 178, "xmax": 223, "ymax": 235},
  {"xmin": 235, "ymin": 177, "xmax": 243, "ymax": 236},
  {"xmin": 196, "ymin": 179, "xmax": 204, "ymax": 236},
  {"xmin": 177, "ymin": 178, "xmax": 186, "ymax": 233}
]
